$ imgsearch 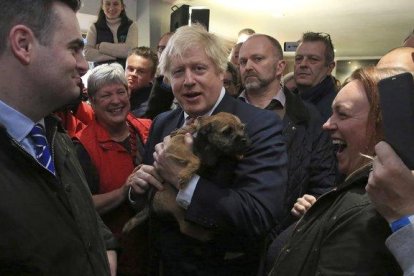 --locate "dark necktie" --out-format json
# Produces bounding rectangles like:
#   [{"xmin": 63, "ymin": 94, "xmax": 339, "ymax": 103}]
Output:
[
  {"xmin": 29, "ymin": 124, "xmax": 55, "ymax": 174},
  {"xmin": 185, "ymin": 116, "xmax": 196, "ymax": 126}
]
